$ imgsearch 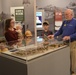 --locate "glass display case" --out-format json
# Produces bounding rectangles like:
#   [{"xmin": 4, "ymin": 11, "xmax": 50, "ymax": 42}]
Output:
[
  {"xmin": 0, "ymin": 37, "xmax": 67, "ymax": 61},
  {"xmin": 0, "ymin": 37, "xmax": 70, "ymax": 75}
]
